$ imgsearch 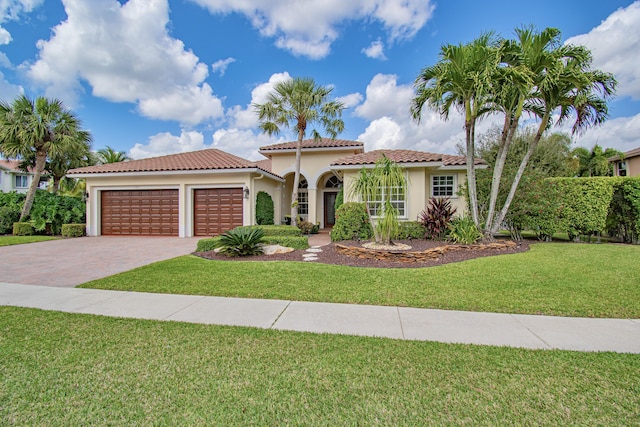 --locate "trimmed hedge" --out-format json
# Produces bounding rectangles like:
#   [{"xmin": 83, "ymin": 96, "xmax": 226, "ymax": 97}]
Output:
[
  {"xmin": 196, "ymin": 237, "xmax": 221, "ymax": 252},
  {"xmin": 253, "ymin": 225, "xmax": 302, "ymax": 236},
  {"xmin": 61, "ymin": 224, "xmax": 86, "ymax": 238},
  {"xmin": 13, "ymin": 222, "xmax": 34, "ymax": 236},
  {"xmin": 608, "ymin": 177, "xmax": 640, "ymax": 243},
  {"xmin": 261, "ymin": 235, "xmax": 309, "ymax": 249},
  {"xmin": 331, "ymin": 202, "xmax": 373, "ymax": 242},
  {"xmin": 255, "ymin": 191, "xmax": 274, "ymax": 225}
]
